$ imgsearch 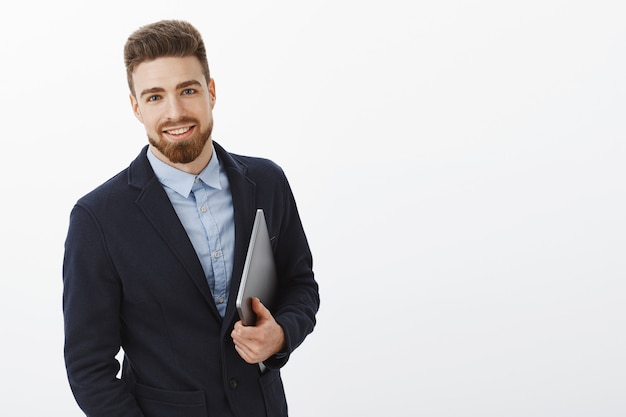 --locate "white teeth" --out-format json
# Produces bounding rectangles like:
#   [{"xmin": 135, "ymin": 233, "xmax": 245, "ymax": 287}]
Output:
[{"xmin": 167, "ymin": 127, "xmax": 191, "ymax": 135}]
